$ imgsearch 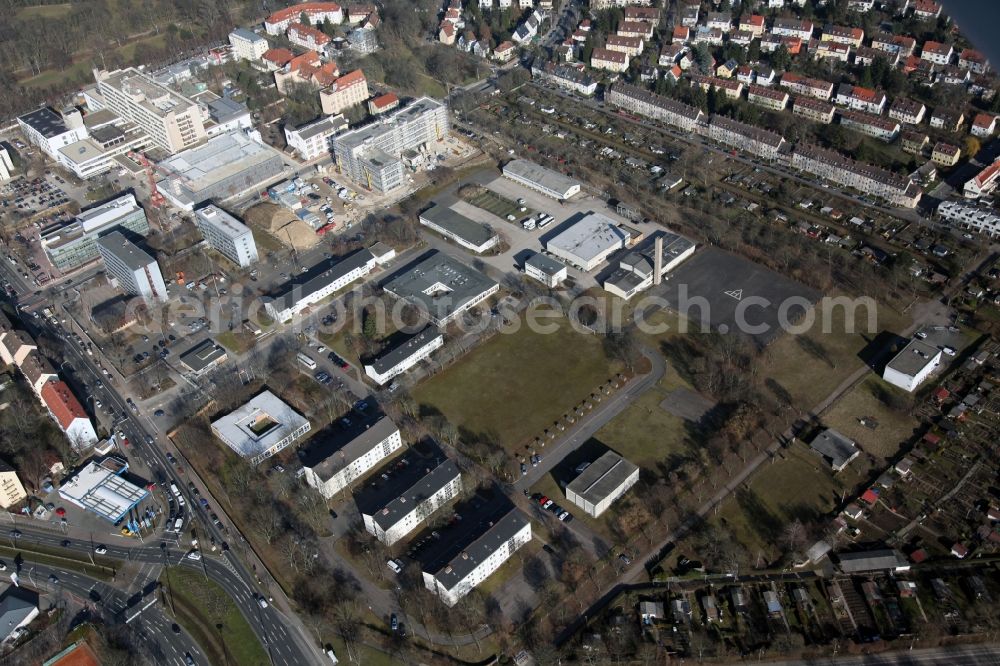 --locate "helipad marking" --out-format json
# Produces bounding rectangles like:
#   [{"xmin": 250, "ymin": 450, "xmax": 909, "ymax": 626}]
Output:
[{"xmin": 724, "ymin": 289, "xmax": 743, "ymax": 301}]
